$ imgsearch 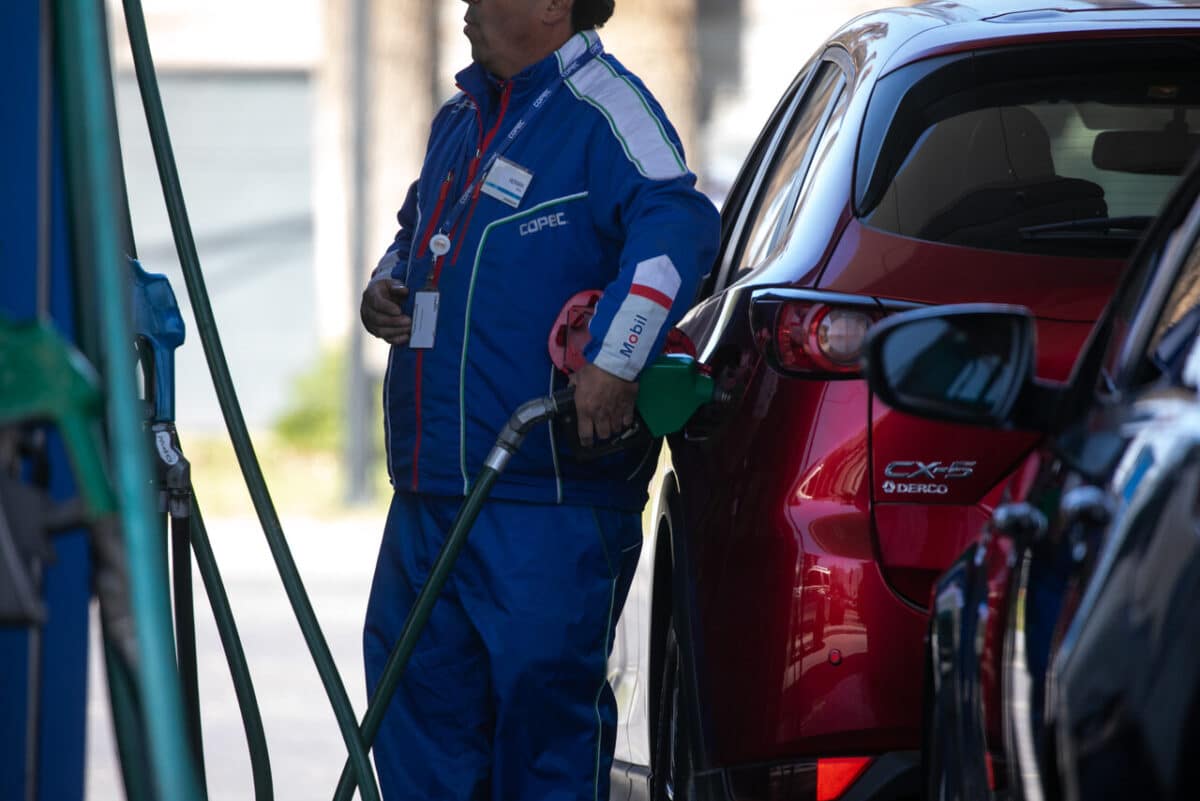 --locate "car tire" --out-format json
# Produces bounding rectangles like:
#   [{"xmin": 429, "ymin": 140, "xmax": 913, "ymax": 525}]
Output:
[{"xmin": 652, "ymin": 622, "xmax": 692, "ymax": 801}]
